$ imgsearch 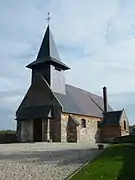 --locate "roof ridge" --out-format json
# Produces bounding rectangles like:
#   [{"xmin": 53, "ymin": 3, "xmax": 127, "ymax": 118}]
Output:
[
  {"xmin": 104, "ymin": 110, "xmax": 123, "ymax": 114},
  {"xmin": 66, "ymin": 84, "xmax": 102, "ymax": 98}
]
